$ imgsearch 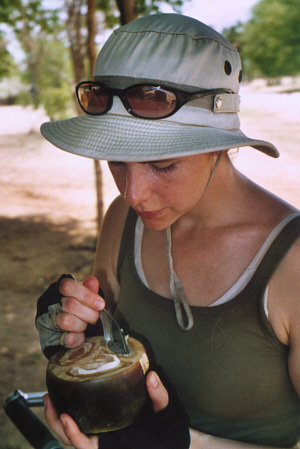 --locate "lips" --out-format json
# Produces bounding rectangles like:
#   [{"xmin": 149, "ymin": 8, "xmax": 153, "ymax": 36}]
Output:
[{"xmin": 135, "ymin": 209, "xmax": 165, "ymax": 220}]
